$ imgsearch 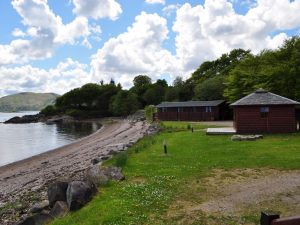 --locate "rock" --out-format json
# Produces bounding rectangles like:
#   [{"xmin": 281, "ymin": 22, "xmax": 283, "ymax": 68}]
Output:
[
  {"xmin": 66, "ymin": 181, "xmax": 97, "ymax": 211},
  {"xmin": 47, "ymin": 181, "xmax": 68, "ymax": 207},
  {"xmin": 103, "ymin": 166, "xmax": 125, "ymax": 181},
  {"xmin": 91, "ymin": 158, "xmax": 101, "ymax": 165},
  {"xmin": 231, "ymin": 134, "xmax": 263, "ymax": 141},
  {"xmin": 4, "ymin": 114, "xmax": 43, "ymax": 124},
  {"xmin": 50, "ymin": 201, "xmax": 69, "ymax": 218},
  {"xmin": 30, "ymin": 200, "xmax": 49, "ymax": 213},
  {"xmin": 17, "ymin": 212, "xmax": 53, "ymax": 225},
  {"xmin": 108, "ymin": 150, "xmax": 118, "ymax": 155},
  {"xmin": 86, "ymin": 165, "xmax": 110, "ymax": 186},
  {"xmin": 100, "ymin": 155, "xmax": 110, "ymax": 160}
]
